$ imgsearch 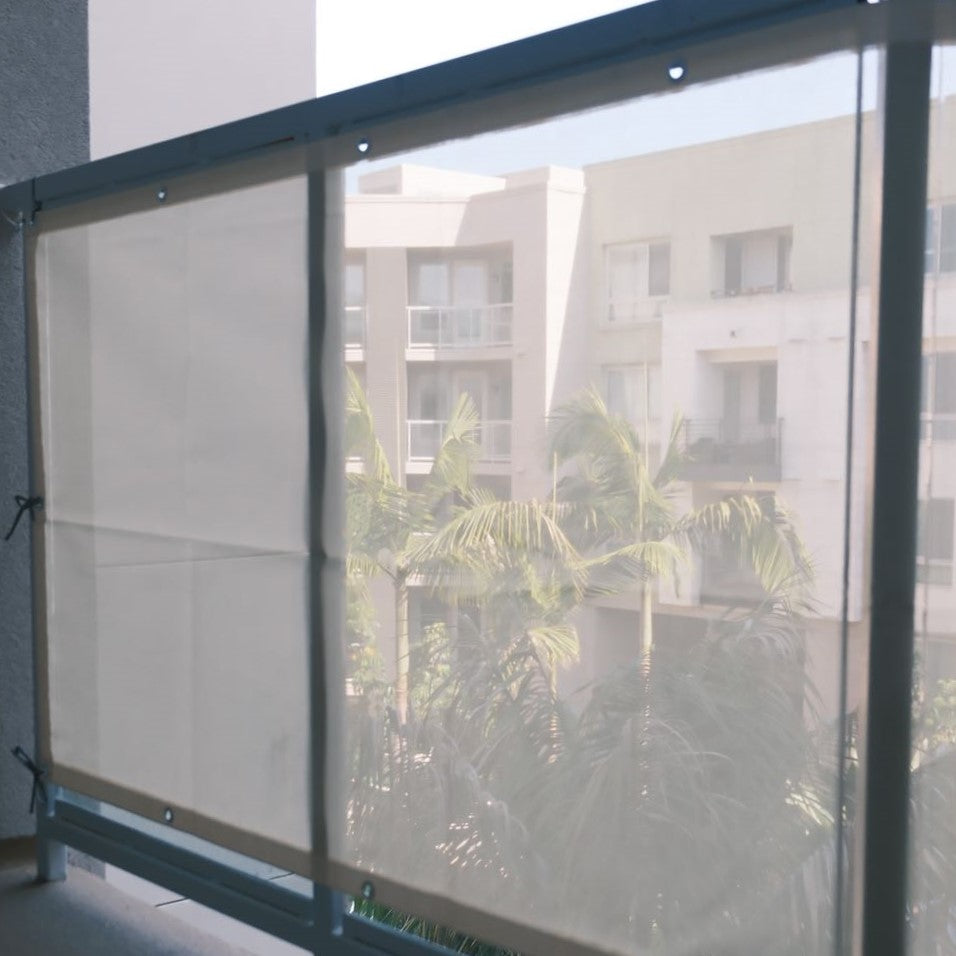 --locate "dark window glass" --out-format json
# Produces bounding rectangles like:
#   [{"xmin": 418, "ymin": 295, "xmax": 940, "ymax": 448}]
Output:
[
  {"xmin": 918, "ymin": 498, "xmax": 955, "ymax": 562},
  {"xmin": 724, "ymin": 236, "xmax": 742, "ymax": 294},
  {"xmin": 941, "ymin": 204, "xmax": 956, "ymax": 272},
  {"xmin": 649, "ymin": 242, "xmax": 670, "ymax": 296},
  {"xmin": 758, "ymin": 364, "xmax": 778, "ymax": 425}
]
